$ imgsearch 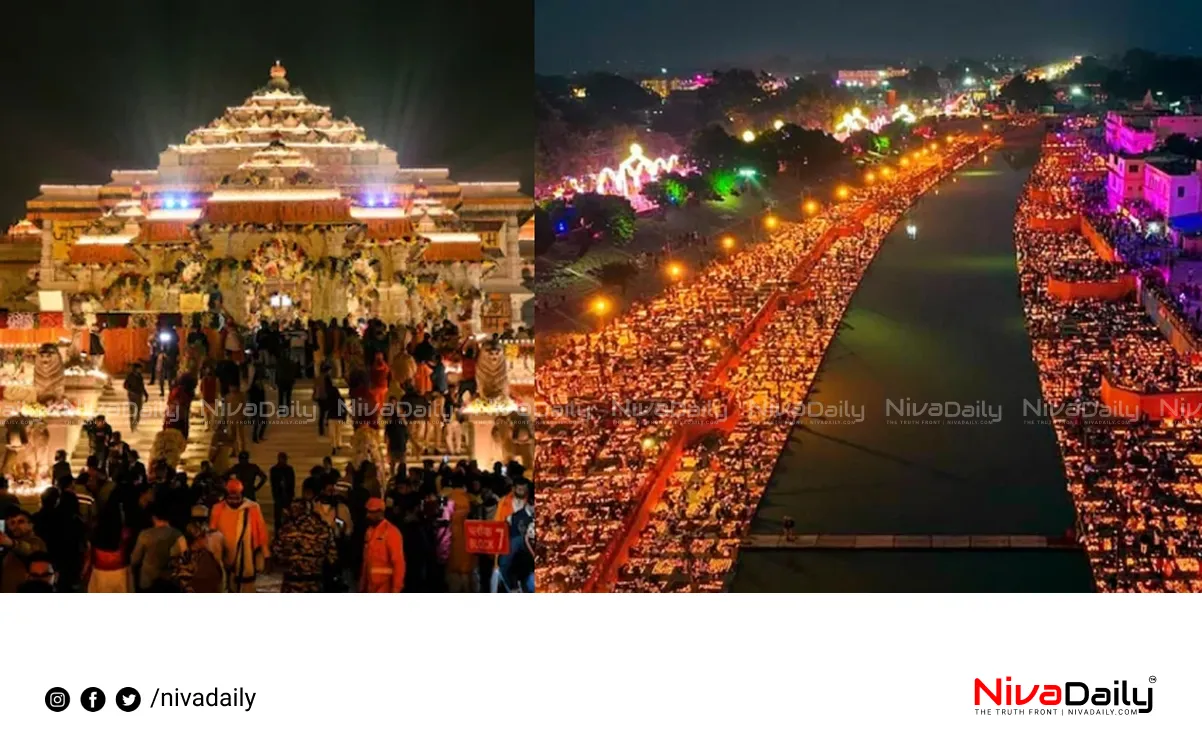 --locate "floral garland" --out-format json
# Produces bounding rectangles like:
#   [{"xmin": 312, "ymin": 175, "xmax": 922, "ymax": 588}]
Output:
[
  {"xmin": 250, "ymin": 239, "xmax": 309, "ymax": 283},
  {"xmin": 101, "ymin": 273, "xmax": 152, "ymax": 306},
  {"xmin": 20, "ymin": 399, "xmax": 80, "ymax": 418},
  {"xmin": 170, "ymin": 255, "xmax": 209, "ymax": 290},
  {"xmin": 197, "ymin": 222, "xmax": 353, "ymax": 236},
  {"xmin": 0, "ymin": 348, "xmax": 30, "ymax": 385}
]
